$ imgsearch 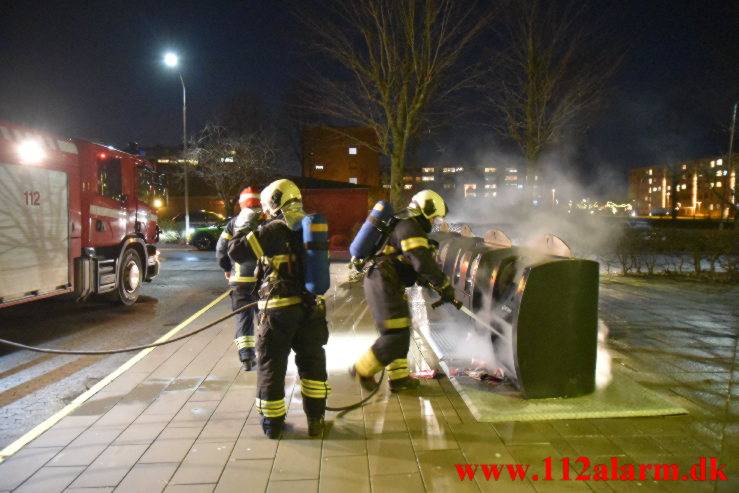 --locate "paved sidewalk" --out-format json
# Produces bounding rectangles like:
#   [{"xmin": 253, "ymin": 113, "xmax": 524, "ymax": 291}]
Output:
[{"xmin": 0, "ymin": 267, "xmax": 736, "ymax": 492}]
